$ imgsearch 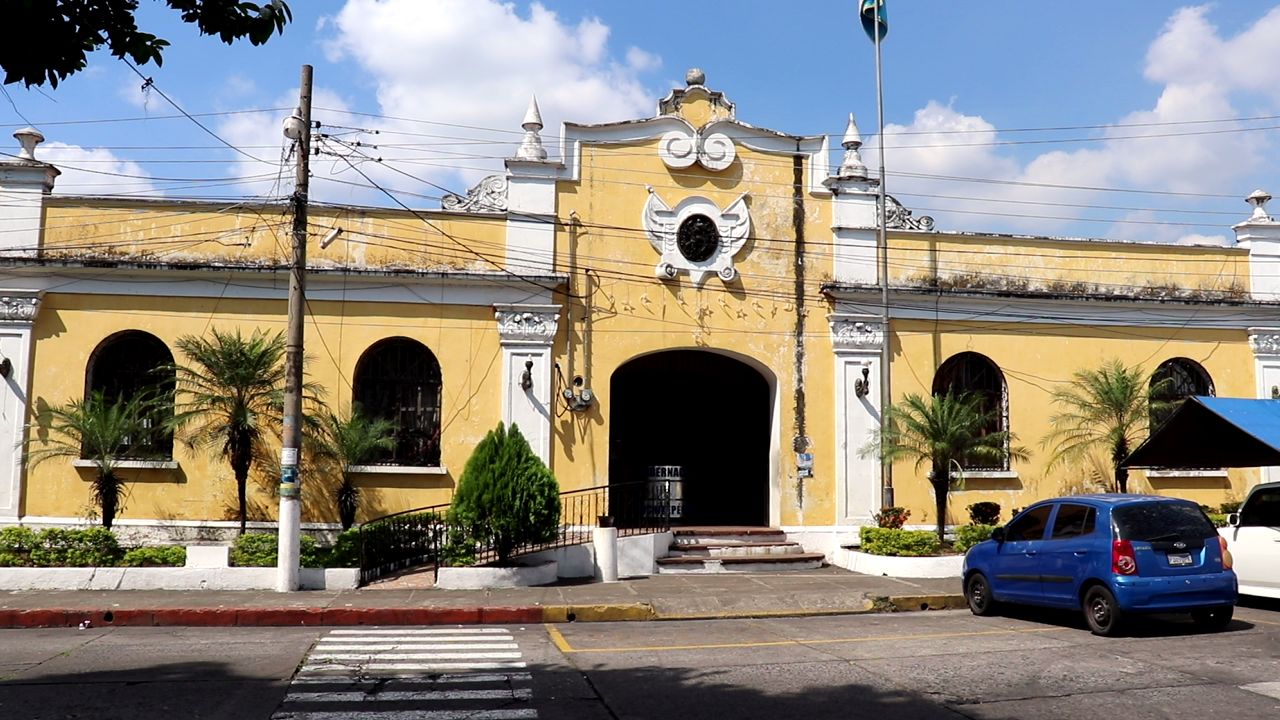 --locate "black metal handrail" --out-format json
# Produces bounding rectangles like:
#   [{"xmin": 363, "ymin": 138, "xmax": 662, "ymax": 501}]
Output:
[{"xmin": 357, "ymin": 480, "xmax": 675, "ymax": 586}]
